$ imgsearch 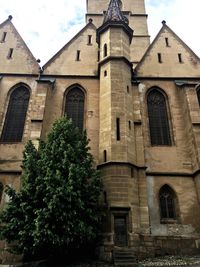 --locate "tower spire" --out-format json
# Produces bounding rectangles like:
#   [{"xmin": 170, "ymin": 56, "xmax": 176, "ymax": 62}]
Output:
[{"xmin": 103, "ymin": 0, "xmax": 128, "ymax": 24}]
